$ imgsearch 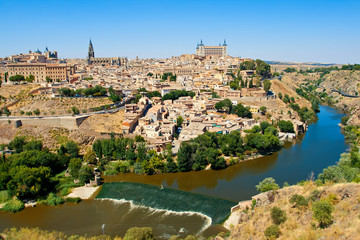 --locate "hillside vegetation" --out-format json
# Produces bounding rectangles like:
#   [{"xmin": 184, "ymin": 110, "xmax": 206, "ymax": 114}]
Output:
[{"xmin": 228, "ymin": 182, "xmax": 360, "ymax": 240}]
